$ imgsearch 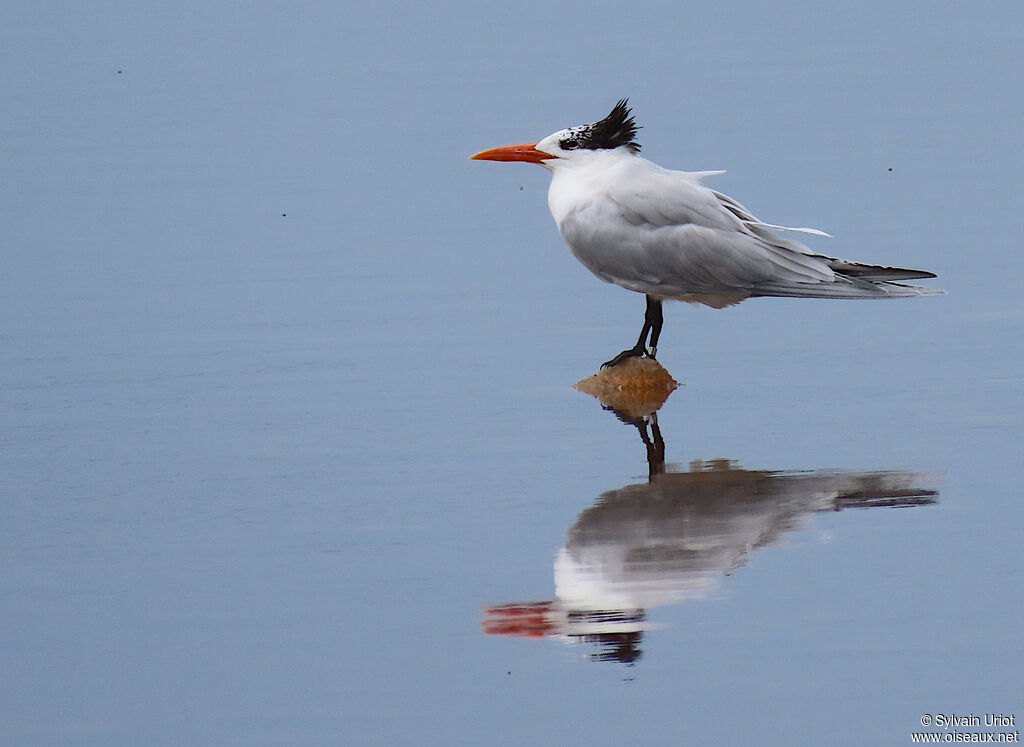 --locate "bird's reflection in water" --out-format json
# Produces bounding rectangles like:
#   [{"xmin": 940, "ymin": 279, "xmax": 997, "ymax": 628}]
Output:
[{"xmin": 483, "ymin": 370, "xmax": 937, "ymax": 665}]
